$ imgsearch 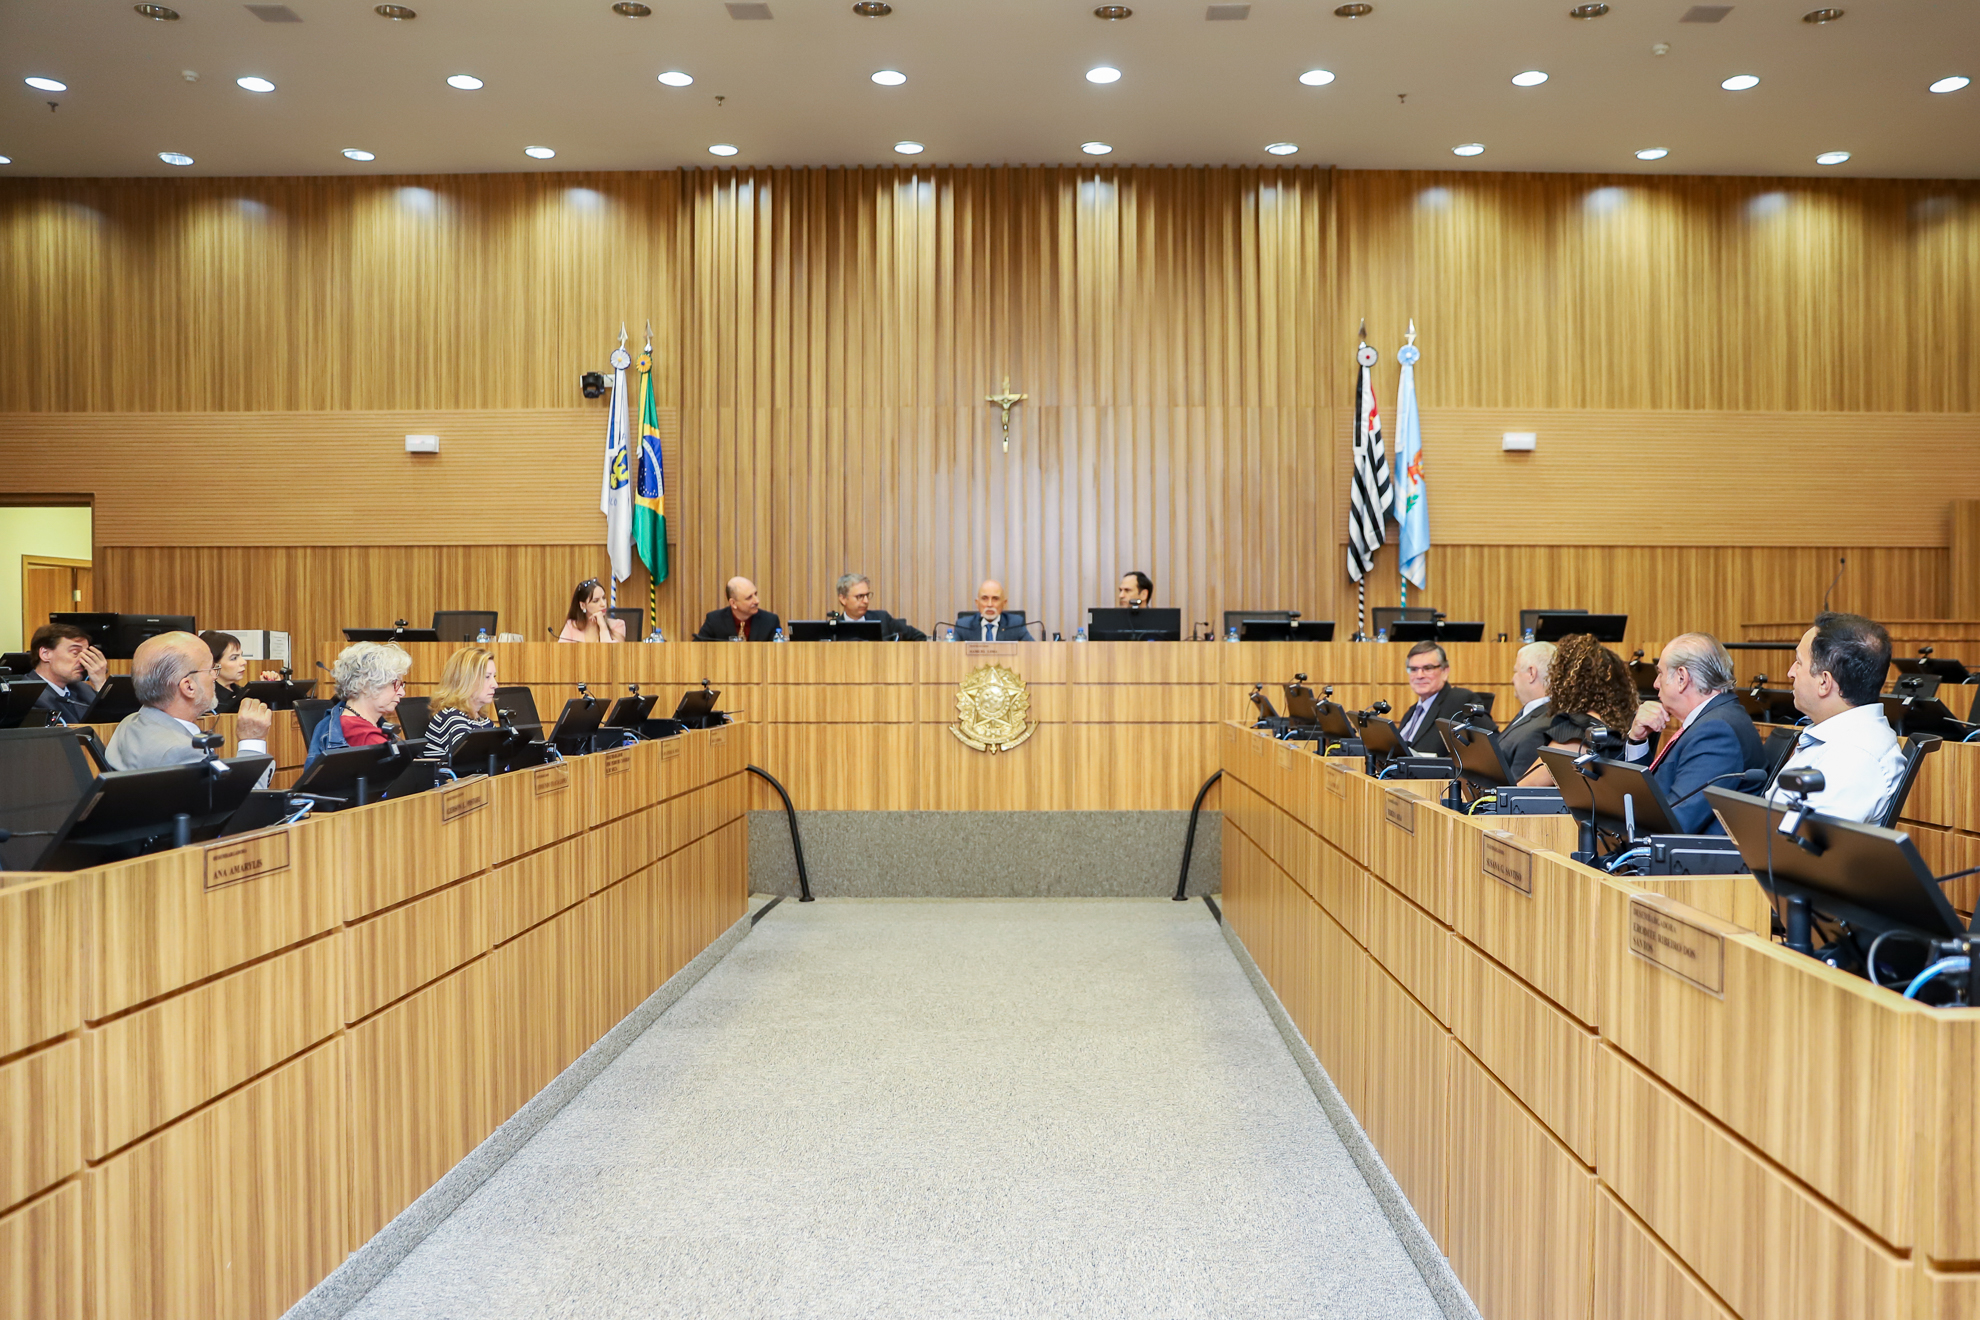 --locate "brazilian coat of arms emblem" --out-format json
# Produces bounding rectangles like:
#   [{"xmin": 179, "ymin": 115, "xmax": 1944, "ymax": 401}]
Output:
[{"xmin": 949, "ymin": 662, "xmax": 1036, "ymax": 753}]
